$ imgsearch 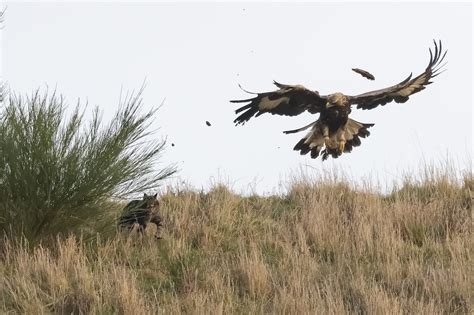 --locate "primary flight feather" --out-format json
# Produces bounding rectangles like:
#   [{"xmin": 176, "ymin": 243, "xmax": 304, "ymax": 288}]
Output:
[{"xmin": 231, "ymin": 40, "xmax": 447, "ymax": 160}]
